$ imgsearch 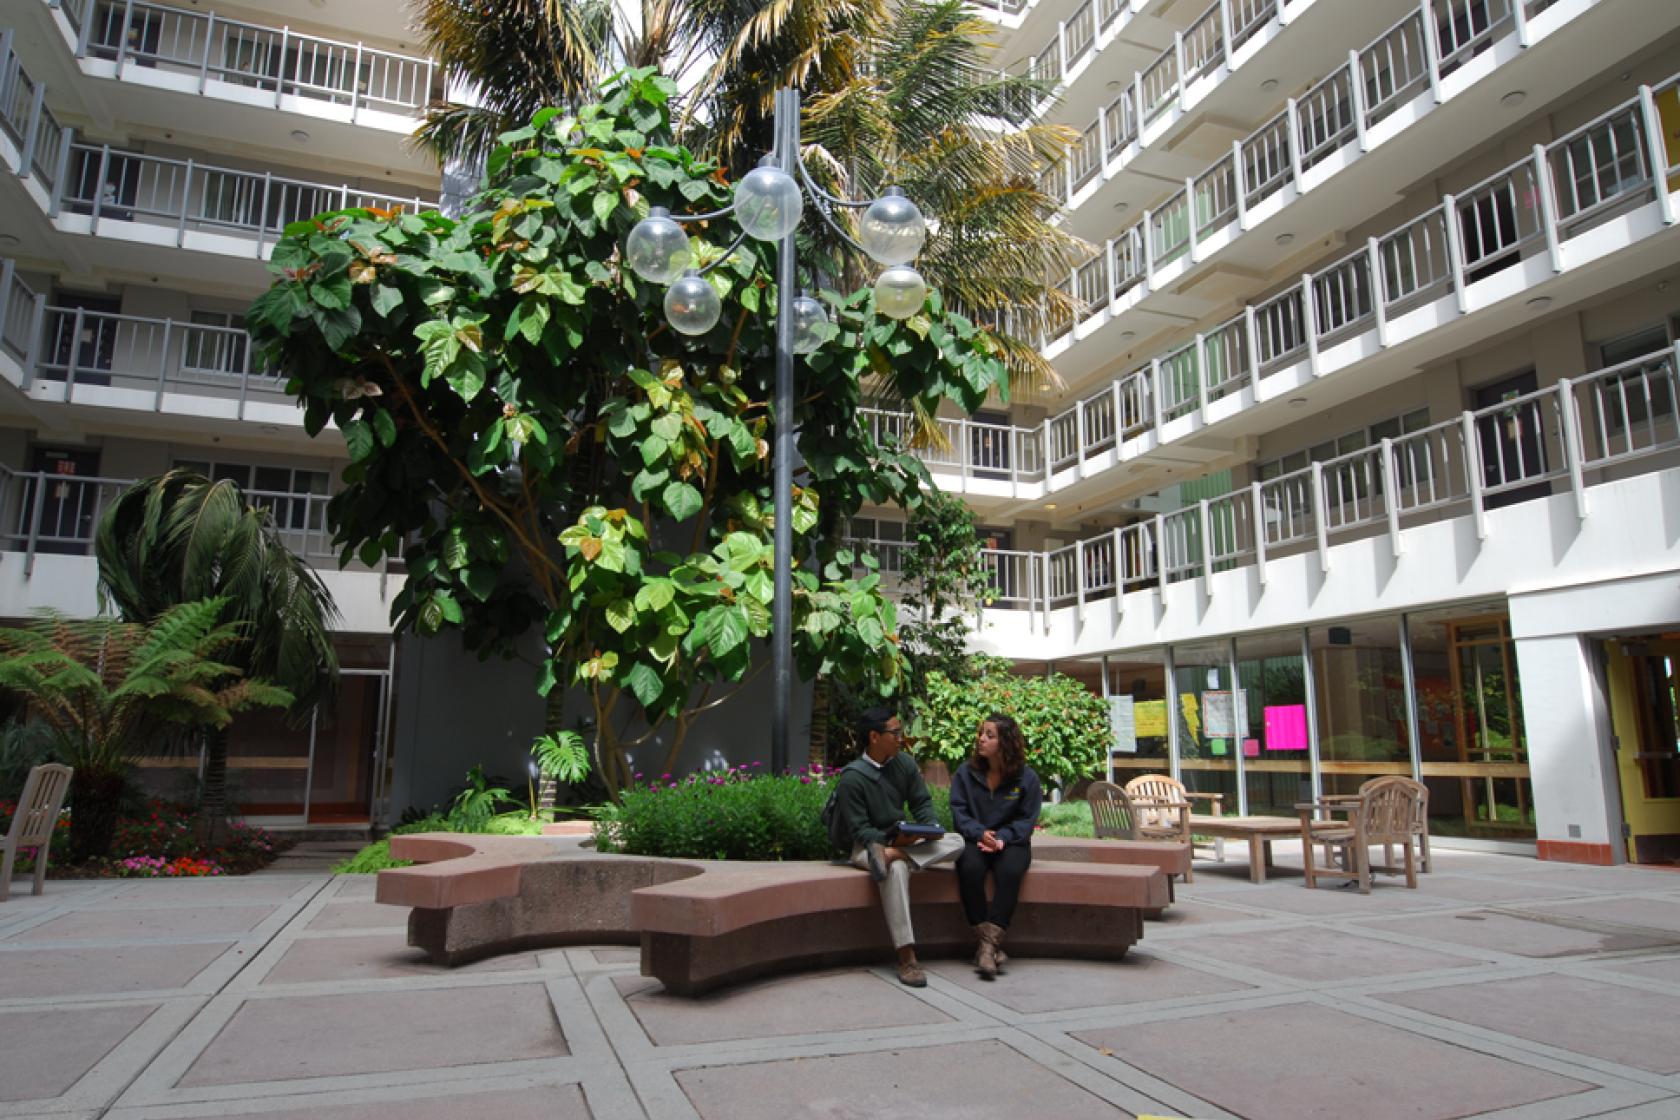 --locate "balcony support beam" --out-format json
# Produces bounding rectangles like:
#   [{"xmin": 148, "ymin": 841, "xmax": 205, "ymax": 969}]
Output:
[
  {"xmin": 1368, "ymin": 236, "xmax": 1388, "ymax": 347},
  {"xmin": 1381, "ymin": 436, "xmax": 1403, "ymax": 558},
  {"xmin": 1461, "ymin": 411, "xmax": 1488, "ymax": 541},
  {"xmin": 1250, "ymin": 481, "xmax": 1267, "ymax": 585},
  {"xmin": 1349, "ymin": 50, "xmax": 1369, "ymax": 152},
  {"xmin": 1557, "ymin": 377, "xmax": 1588, "ymax": 520},
  {"xmin": 1310, "ymin": 461, "xmax": 1329, "ymax": 573}
]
